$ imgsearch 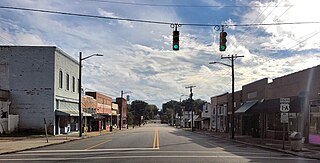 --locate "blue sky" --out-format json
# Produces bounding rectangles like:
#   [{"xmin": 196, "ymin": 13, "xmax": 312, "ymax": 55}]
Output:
[{"xmin": 0, "ymin": 0, "xmax": 319, "ymax": 108}]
